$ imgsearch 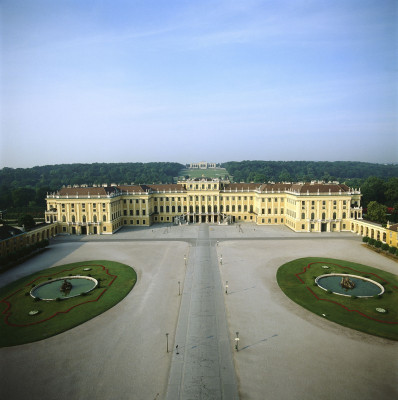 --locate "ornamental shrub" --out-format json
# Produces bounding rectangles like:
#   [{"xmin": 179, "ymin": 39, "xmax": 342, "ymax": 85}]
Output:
[
  {"xmin": 388, "ymin": 246, "xmax": 397, "ymax": 255},
  {"xmin": 368, "ymin": 238, "xmax": 376, "ymax": 246},
  {"xmin": 362, "ymin": 236, "xmax": 369, "ymax": 243},
  {"xmin": 375, "ymin": 240, "xmax": 382, "ymax": 248},
  {"xmin": 381, "ymin": 243, "xmax": 389, "ymax": 251}
]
